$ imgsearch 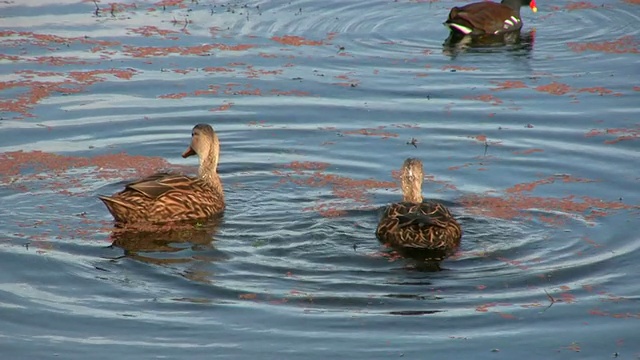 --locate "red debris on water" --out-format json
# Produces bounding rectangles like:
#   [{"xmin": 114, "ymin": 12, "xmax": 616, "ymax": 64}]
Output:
[
  {"xmin": 512, "ymin": 148, "xmax": 544, "ymax": 155},
  {"xmin": 342, "ymin": 128, "xmax": 399, "ymax": 139},
  {"xmin": 585, "ymin": 126, "xmax": 640, "ymax": 144},
  {"xmin": 0, "ymin": 68, "xmax": 137, "ymax": 117},
  {"xmin": 567, "ymin": 36, "xmax": 639, "ymax": 54},
  {"xmin": 128, "ymin": 26, "xmax": 179, "ymax": 38},
  {"xmin": 442, "ymin": 65, "xmax": 478, "ymax": 71},
  {"xmin": 490, "ymin": 80, "xmax": 528, "ymax": 91},
  {"xmin": 271, "ymin": 35, "xmax": 324, "ymax": 46},
  {"xmin": 564, "ymin": 1, "xmax": 598, "ymax": 10},
  {"xmin": 464, "ymin": 94, "xmax": 503, "ymax": 105},
  {"xmin": 535, "ymin": 82, "xmax": 572, "ymax": 95},
  {"xmin": 505, "ymin": 175, "xmax": 595, "ymax": 193}
]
